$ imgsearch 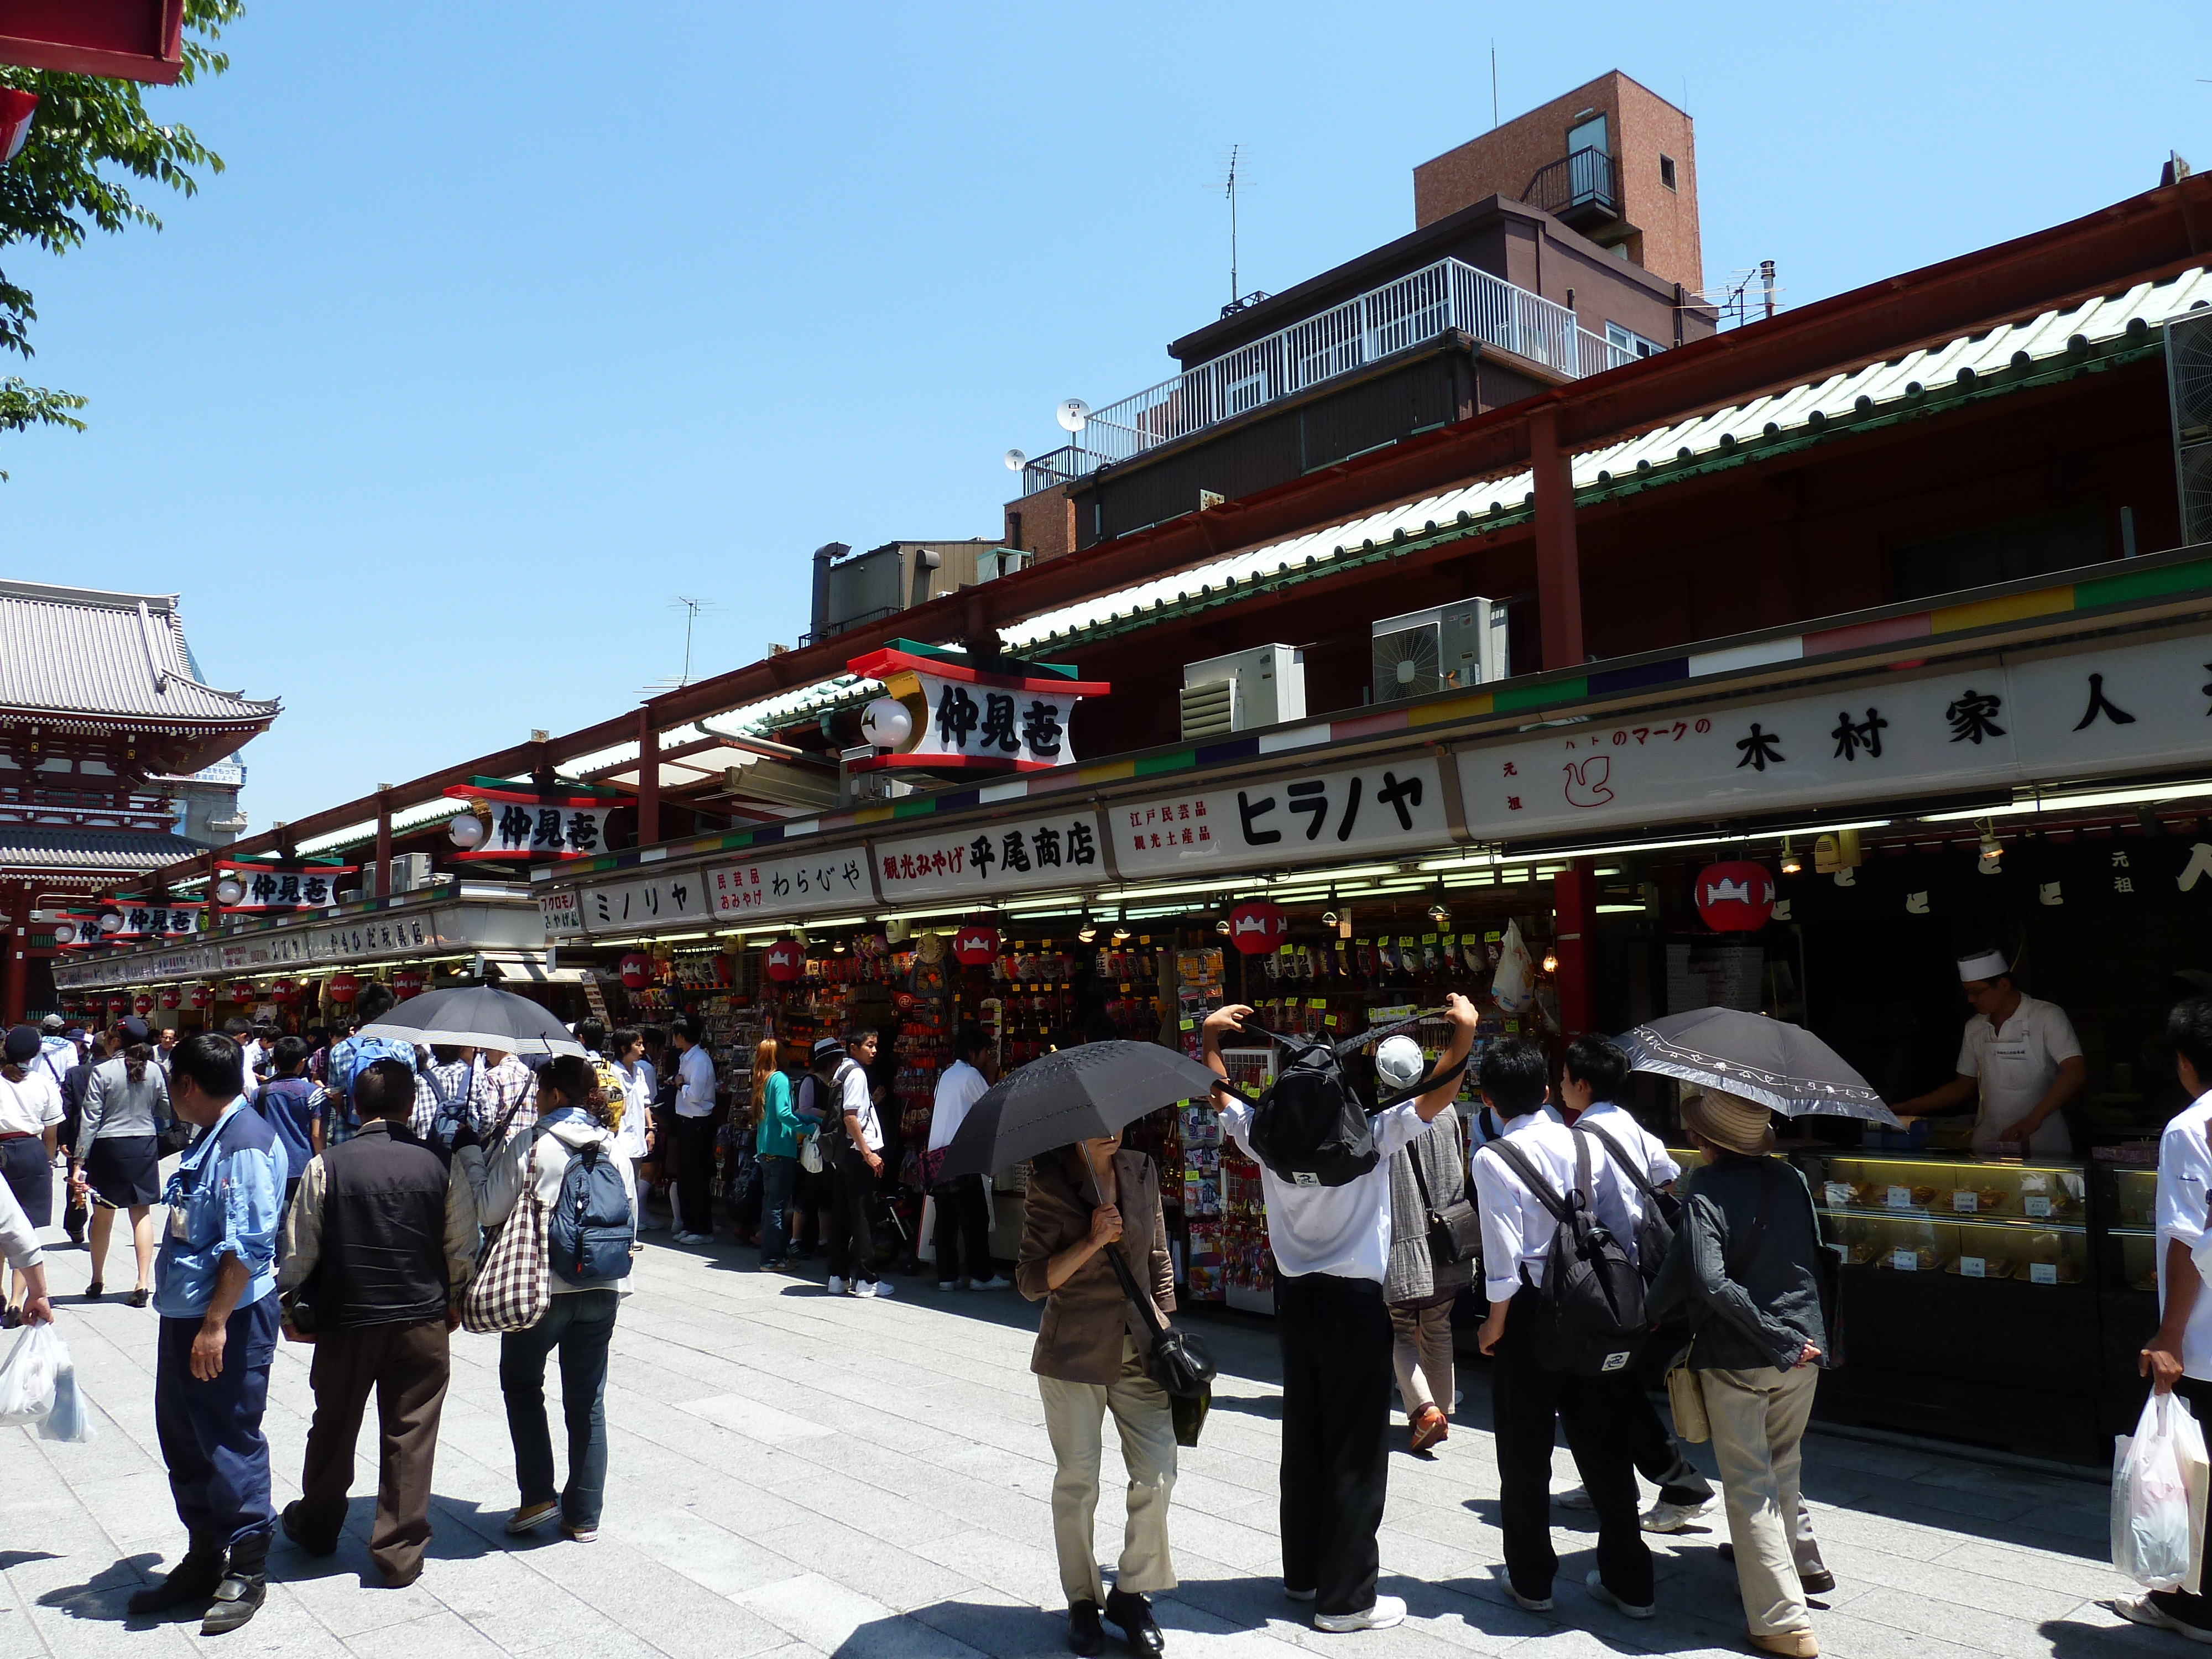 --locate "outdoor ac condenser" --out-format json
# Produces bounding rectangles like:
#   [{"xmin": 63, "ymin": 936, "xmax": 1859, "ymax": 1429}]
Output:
[
  {"xmin": 2168, "ymin": 309, "xmax": 2212, "ymax": 544},
  {"xmin": 387, "ymin": 853, "xmax": 435, "ymax": 894},
  {"xmin": 1370, "ymin": 600, "xmax": 1509, "ymax": 704},
  {"xmin": 1180, "ymin": 645, "xmax": 1306, "ymax": 742}
]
